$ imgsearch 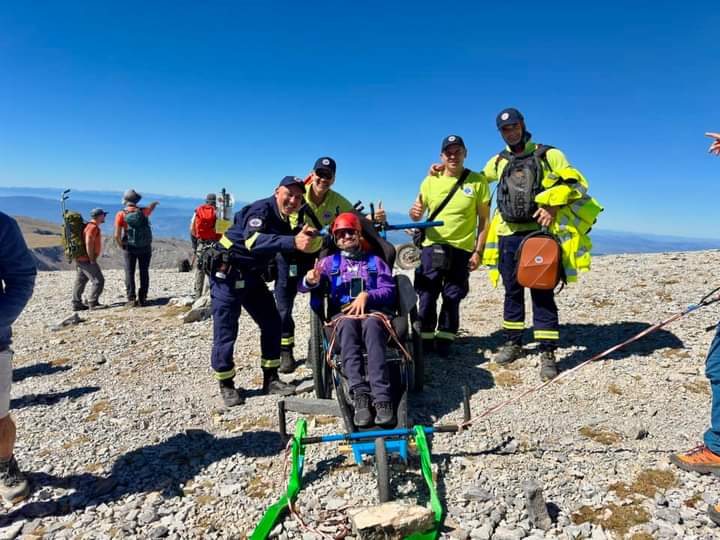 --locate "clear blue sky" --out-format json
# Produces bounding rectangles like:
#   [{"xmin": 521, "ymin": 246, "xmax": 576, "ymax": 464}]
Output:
[{"xmin": 1, "ymin": 1, "xmax": 718, "ymax": 236}]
